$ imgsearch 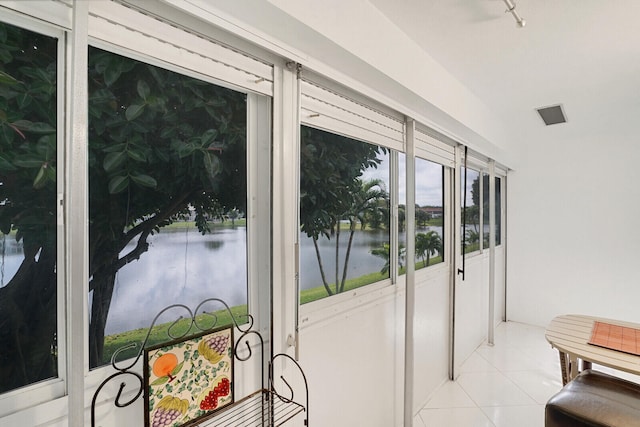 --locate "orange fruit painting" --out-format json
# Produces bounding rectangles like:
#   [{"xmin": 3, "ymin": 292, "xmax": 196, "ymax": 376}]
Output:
[{"xmin": 152, "ymin": 353, "xmax": 179, "ymax": 382}]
